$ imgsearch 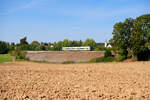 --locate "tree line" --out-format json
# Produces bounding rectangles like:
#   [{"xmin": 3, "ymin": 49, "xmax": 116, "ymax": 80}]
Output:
[{"xmin": 0, "ymin": 37, "xmax": 105, "ymax": 54}]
